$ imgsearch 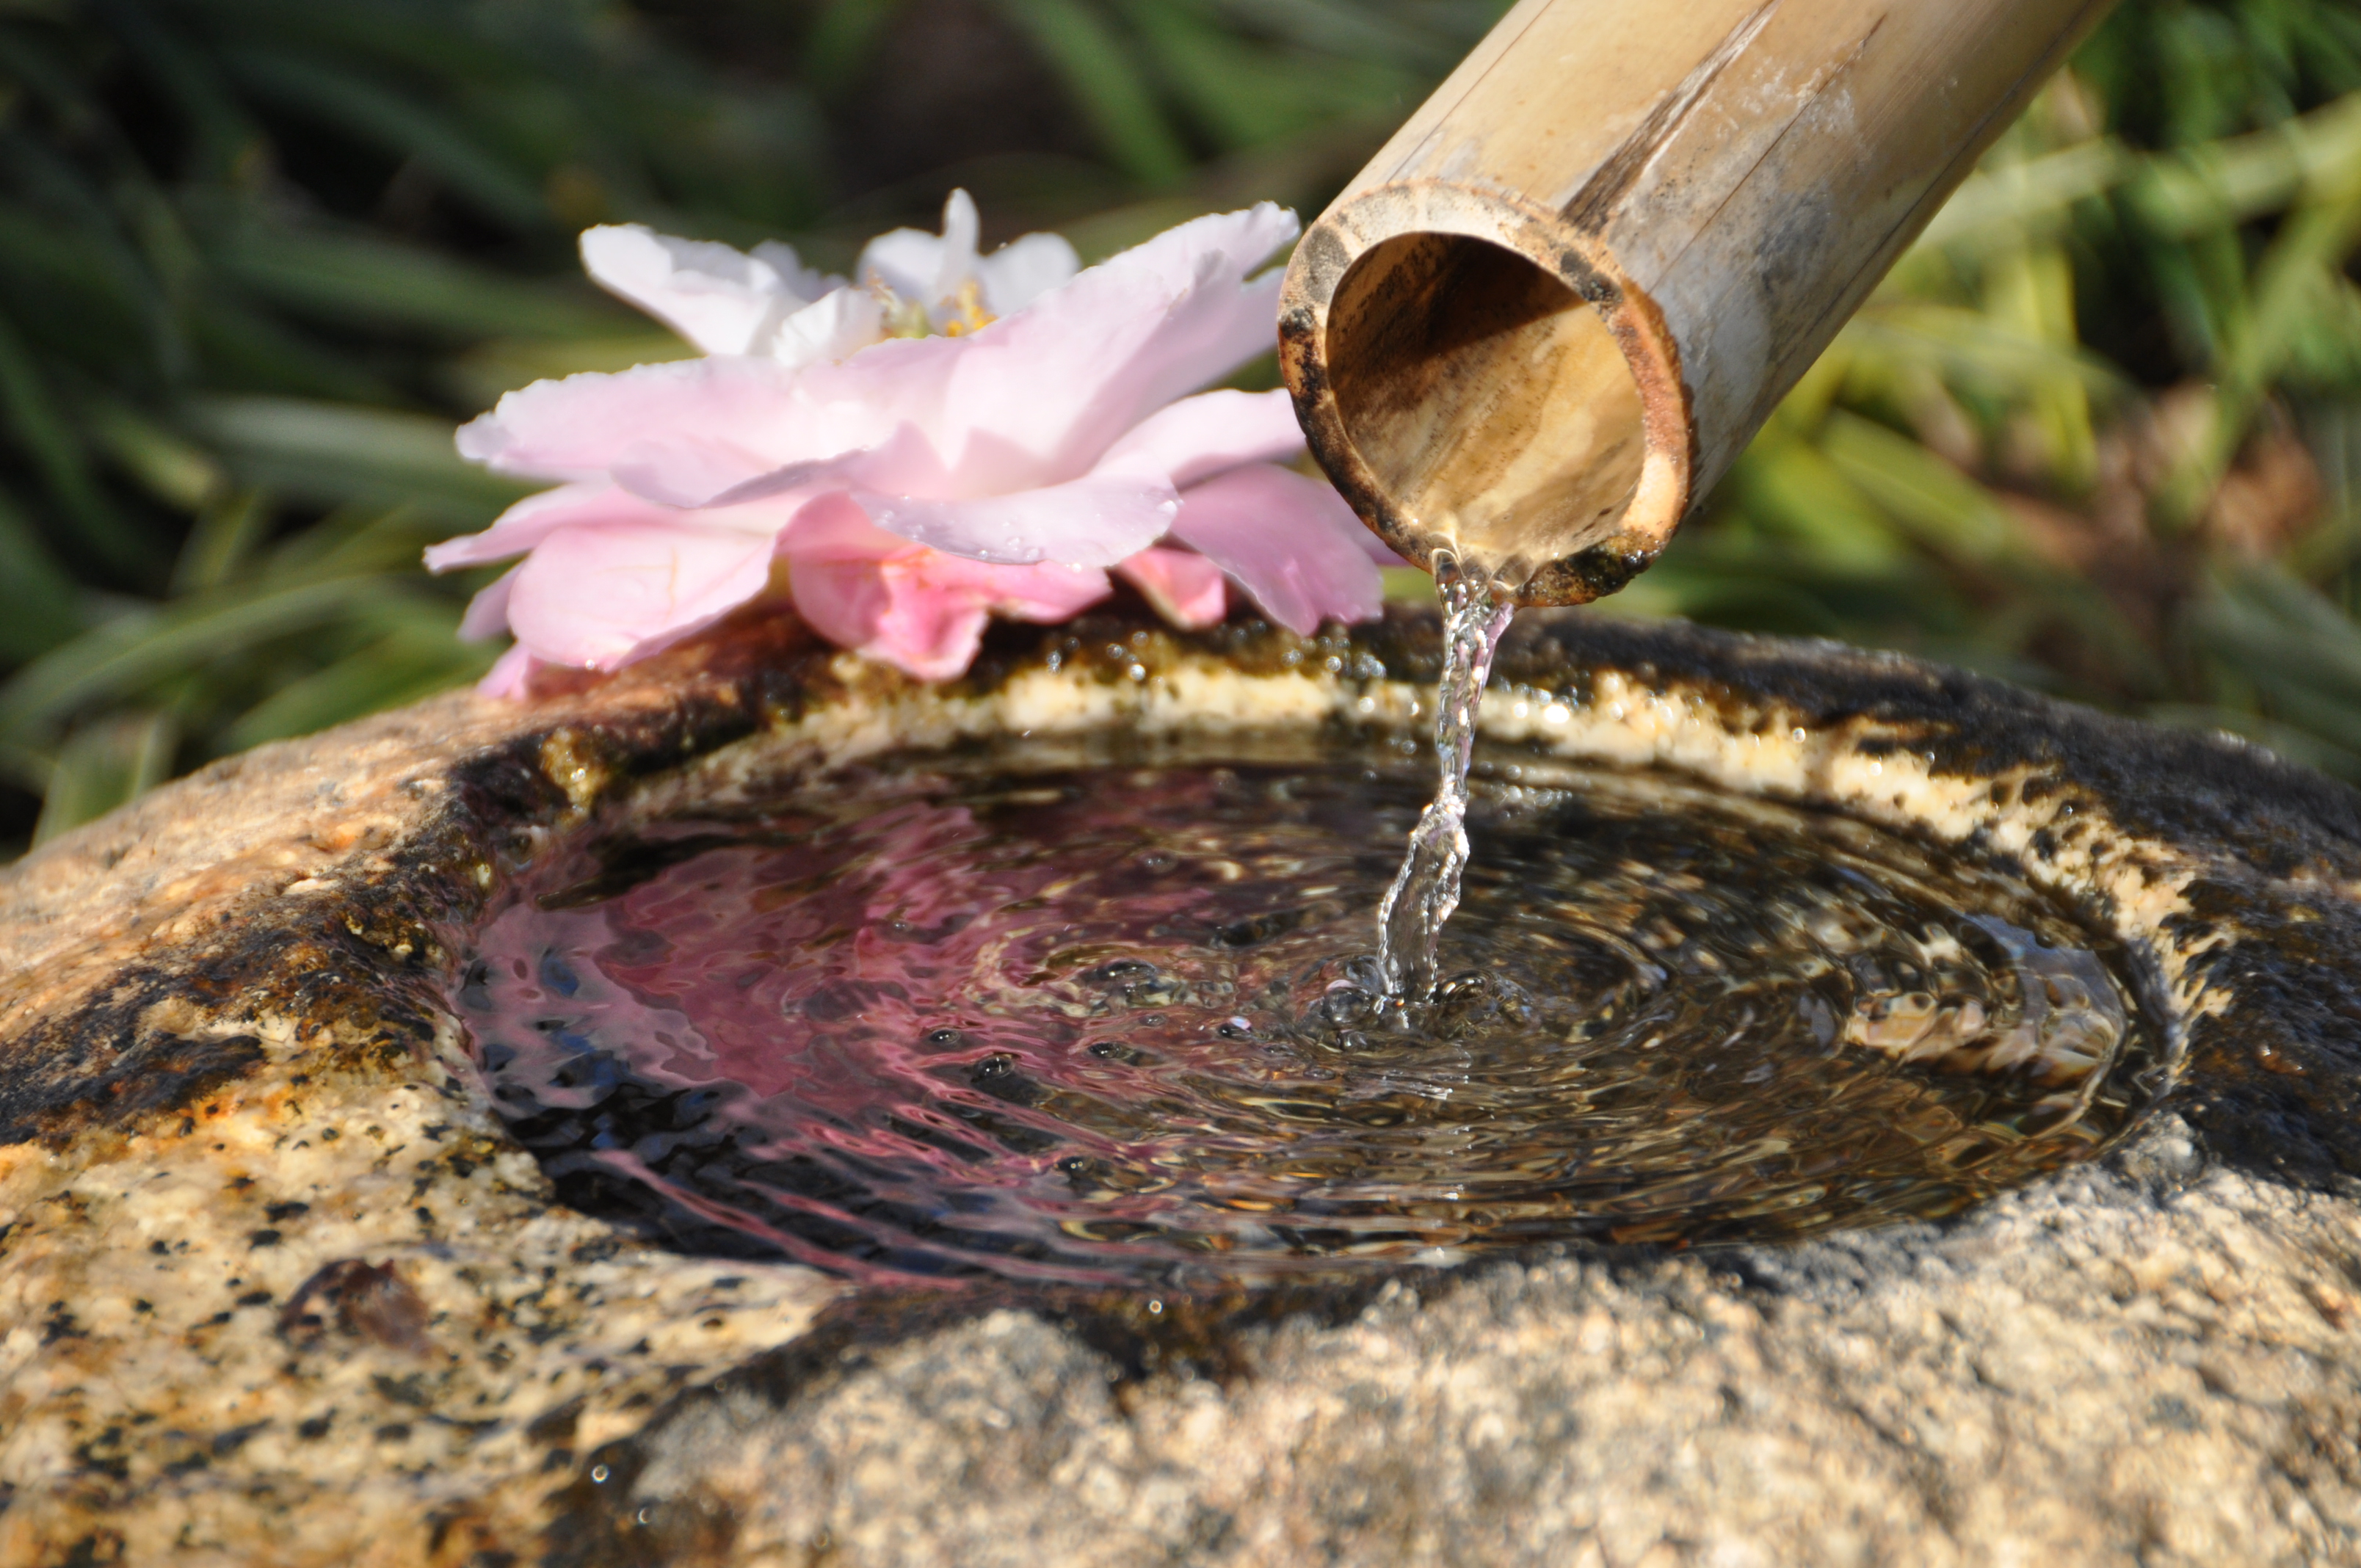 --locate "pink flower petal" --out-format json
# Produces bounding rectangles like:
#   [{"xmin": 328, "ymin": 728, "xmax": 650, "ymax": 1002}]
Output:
[
  {"xmin": 921, "ymin": 555, "xmax": 1114, "ymax": 623},
  {"xmin": 784, "ymin": 204, "xmax": 1301, "ymax": 498},
  {"xmin": 479, "ymin": 642, "xmax": 540, "ymax": 698},
  {"xmin": 789, "ymin": 556, "xmax": 987, "ymax": 680},
  {"xmin": 426, "ymin": 482, "xmax": 795, "ymax": 573},
  {"xmin": 788, "ymin": 548, "xmax": 1110, "ymax": 680},
  {"xmin": 457, "ymin": 565, "xmax": 520, "ymax": 640},
  {"xmin": 1168, "ymin": 465, "xmax": 1382, "ymax": 636},
  {"xmin": 1092, "ymin": 388, "xmax": 1303, "ymax": 488},
  {"xmin": 850, "ymin": 471, "xmax": 1178, "ymax": 569},
  {"xmin": 426, "ymin": 482, "xmax": 616, "ymax": 571},
  {"xmin": 455, "ymin": 356, "xmax": 886, "ymax": 492},
  {"xmin": 457, "ymin": 207, "xmax": 1296, "ymax": 536},
  {"xmin": 783, "ymin": 494, "xmax": 1110, "ymax": 678},
  {"xmin": 1117, "ymin": 546, "xmax": 1227, "ymax": 628},
  {"xmin": 1064, "ymin": 203, "xmax": 1302, "ymax": 415},
  {"xmin": 504, "ymin": 520, "xmax": 780, "ymax": 670}
]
